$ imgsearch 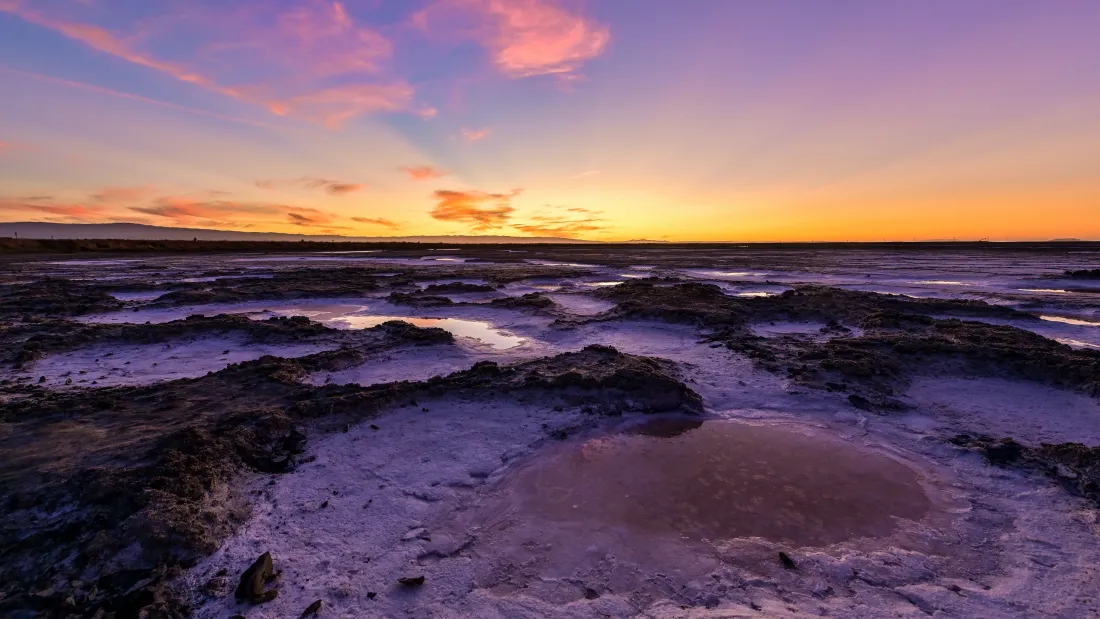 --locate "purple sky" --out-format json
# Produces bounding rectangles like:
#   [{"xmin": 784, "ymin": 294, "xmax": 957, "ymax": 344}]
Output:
[{"xmin": 1, "ymin": 0, "xmax": 1098, "ymax": 240}]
